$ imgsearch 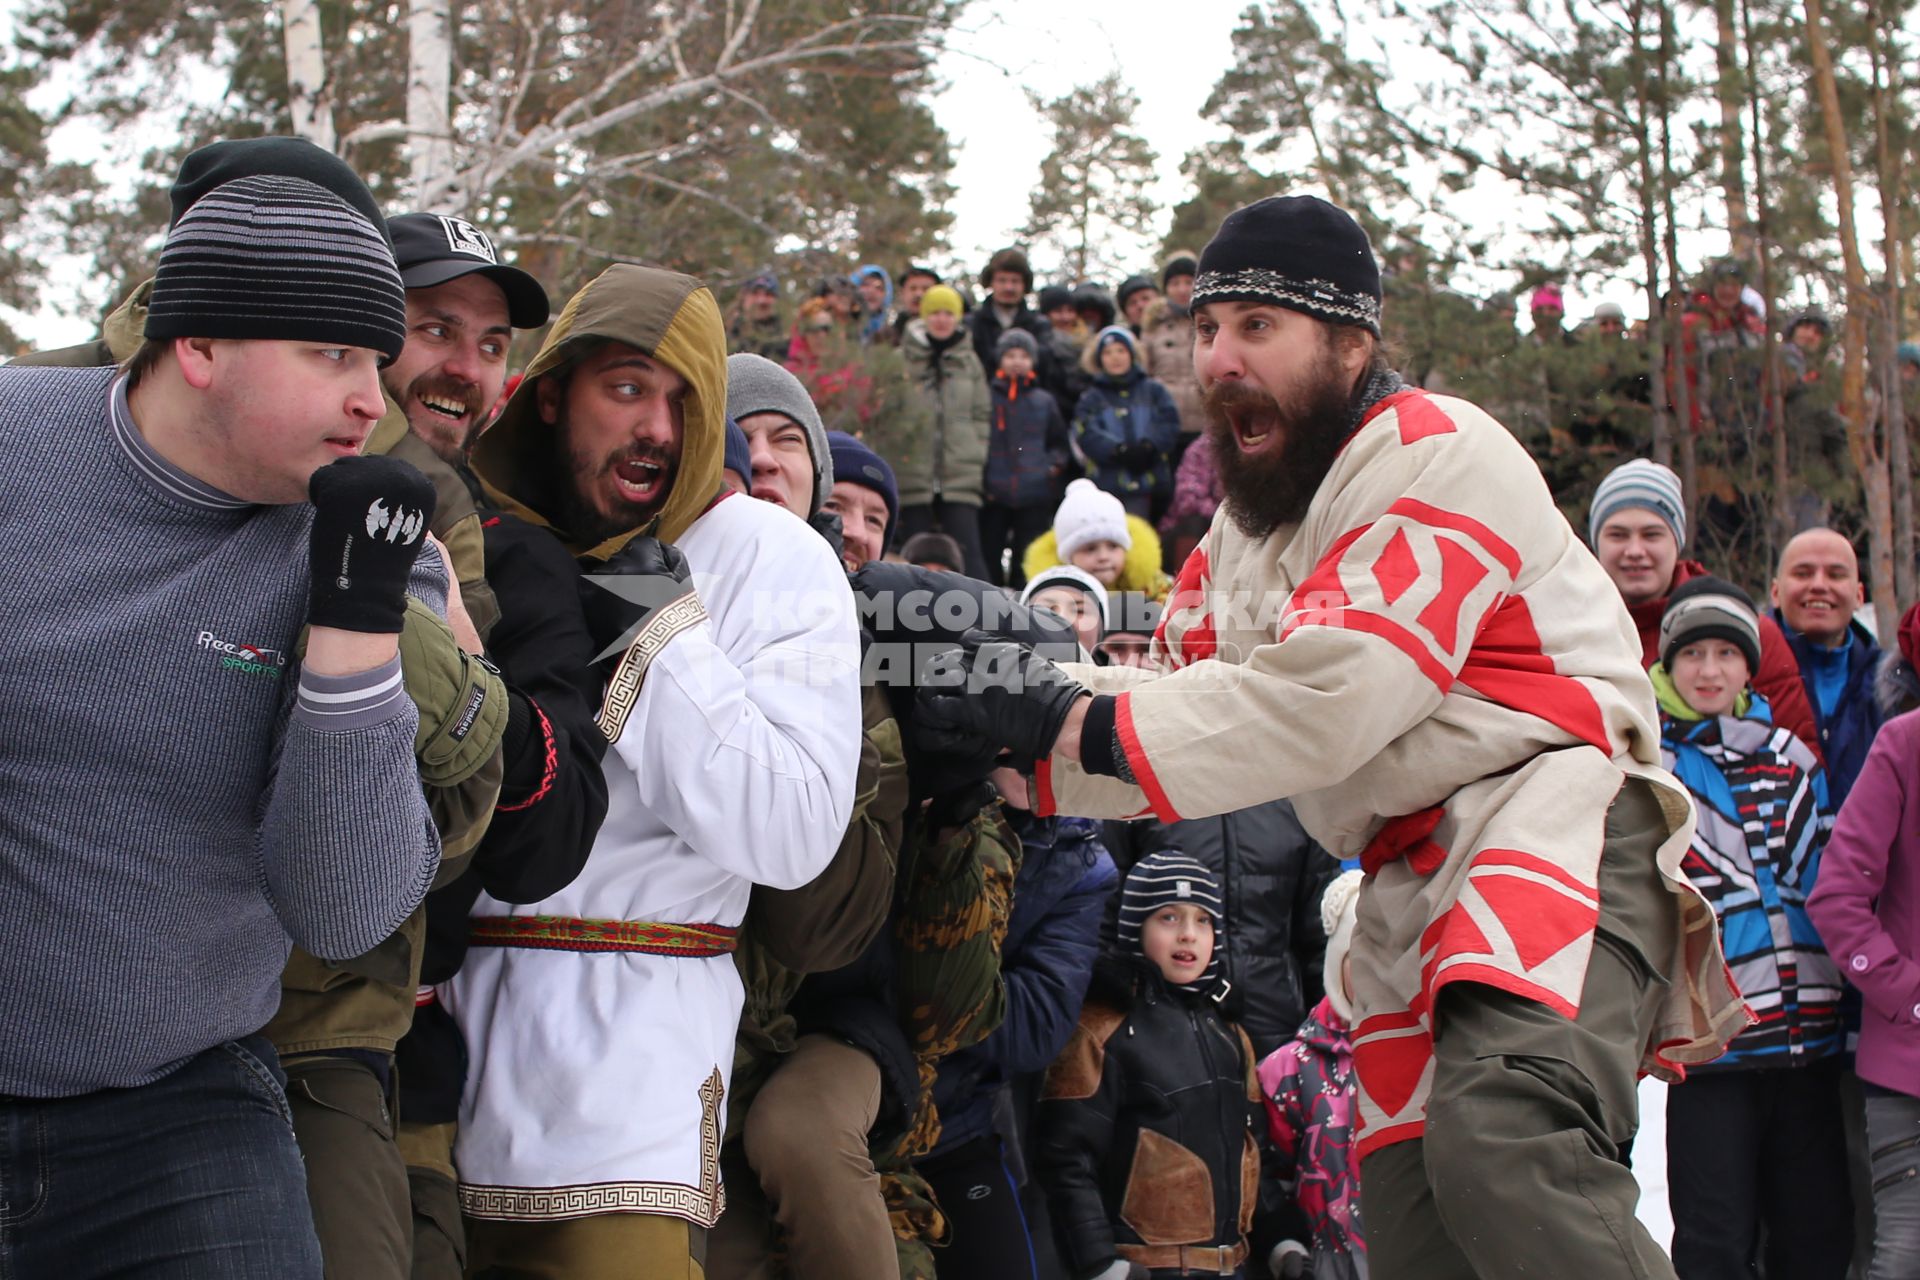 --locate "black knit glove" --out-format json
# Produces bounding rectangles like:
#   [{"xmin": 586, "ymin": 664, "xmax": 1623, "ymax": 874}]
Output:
[
  {"xmin": 1121, "ymin": 439, "xmax": 1157, "ymax": 469},
  {"xmin": 914, "ymin": 629, "xmax": 1088, "ymax": 767},
  {"xmin": 306, "ymin": 456, "xmax": 437, "ymax": 633},
  {"xmin": 579, "ymin": 536, "xmax": 699, "ymax": 667}
]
